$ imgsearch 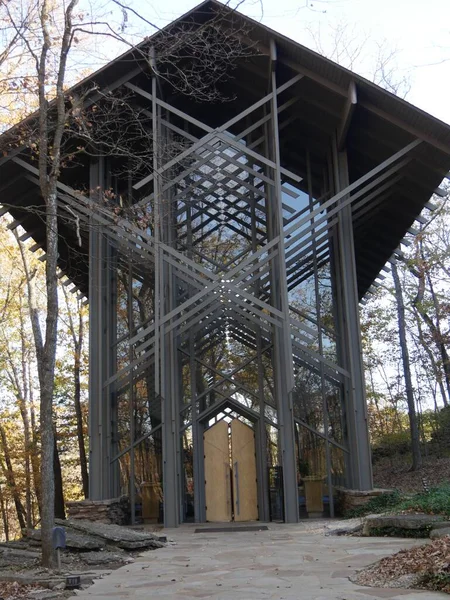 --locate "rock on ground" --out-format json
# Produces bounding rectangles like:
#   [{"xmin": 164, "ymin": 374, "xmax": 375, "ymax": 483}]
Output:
[
  {"xmin": 362, "ymin": 513, "xmax": 444, "ymax": 536},
  {"xmin": 0, "ymin": 520, "xmax": 168, "ymax": 600},
  {"xmin": 0, "ymin": 545, "xmax": 41, "ymax": 569},
  {"xmin": 80, "ymin": 550, "xmax": 133, "ymax": 566},
  {"xmin": 323, "ymin": 517, "xmax": 364, "ymax": 536},
  {"xmin": 430, "ymin": 527, "xmax": 450, "ymax": 539},
  {"xmin": 55, "ymin": 519, "xmax": 165, "ymax": 550},
  {"xmin": 23, "ymin": 528, "xmax": 105, "ymax": 551}
]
